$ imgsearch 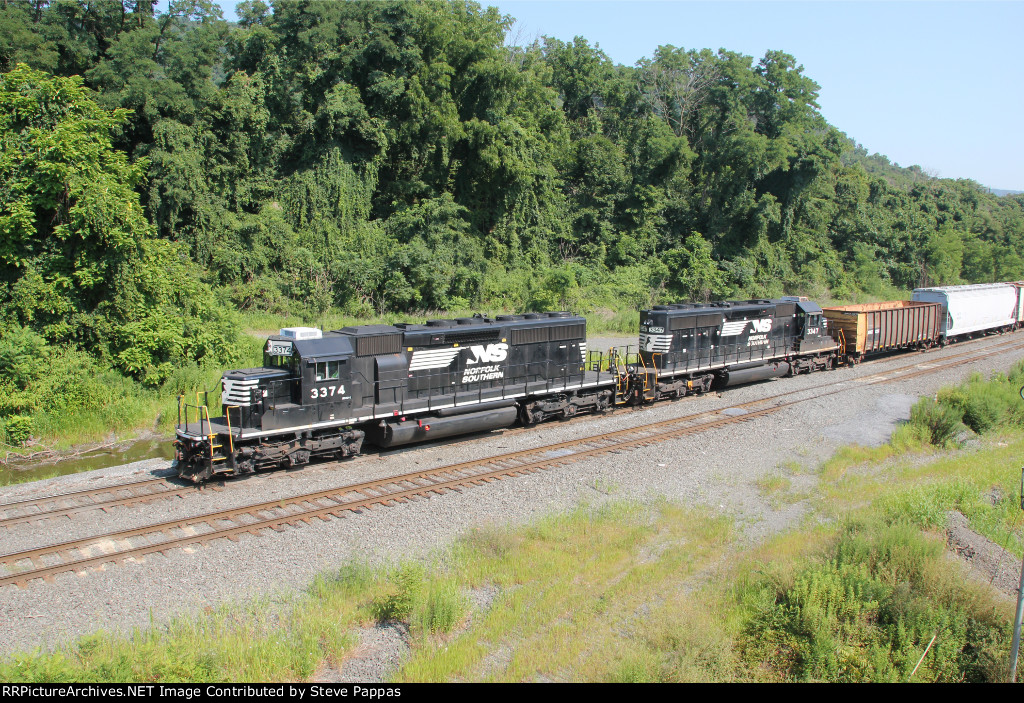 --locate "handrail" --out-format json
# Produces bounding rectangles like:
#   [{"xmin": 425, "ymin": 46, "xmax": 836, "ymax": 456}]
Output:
[
  {"xmin": 224, "ymin": 405, "xmax": 238, "ymax": 454},
  {"xmin": 202, "ymin": 404, "xmax": 213, "ymax": 460}
]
